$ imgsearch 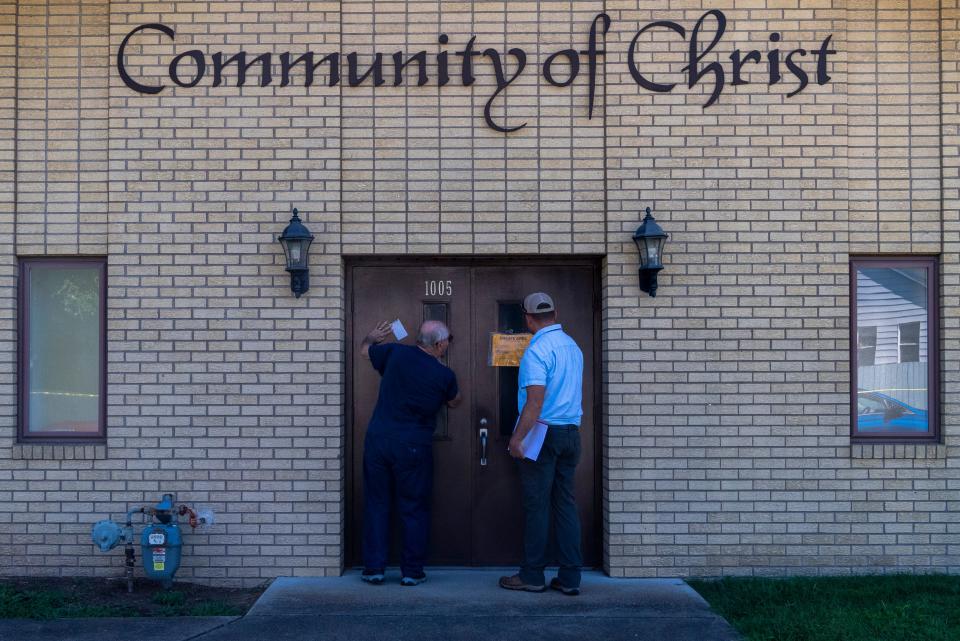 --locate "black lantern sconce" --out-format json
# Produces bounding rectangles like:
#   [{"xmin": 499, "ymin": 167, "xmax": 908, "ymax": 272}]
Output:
[
  {"xmin": 632, "ymin": 207, "xmax": 668, "ymax": 297},
  {"xmin": 278, "ymin": 208, "xmax": 315, "ymax": 299}
]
